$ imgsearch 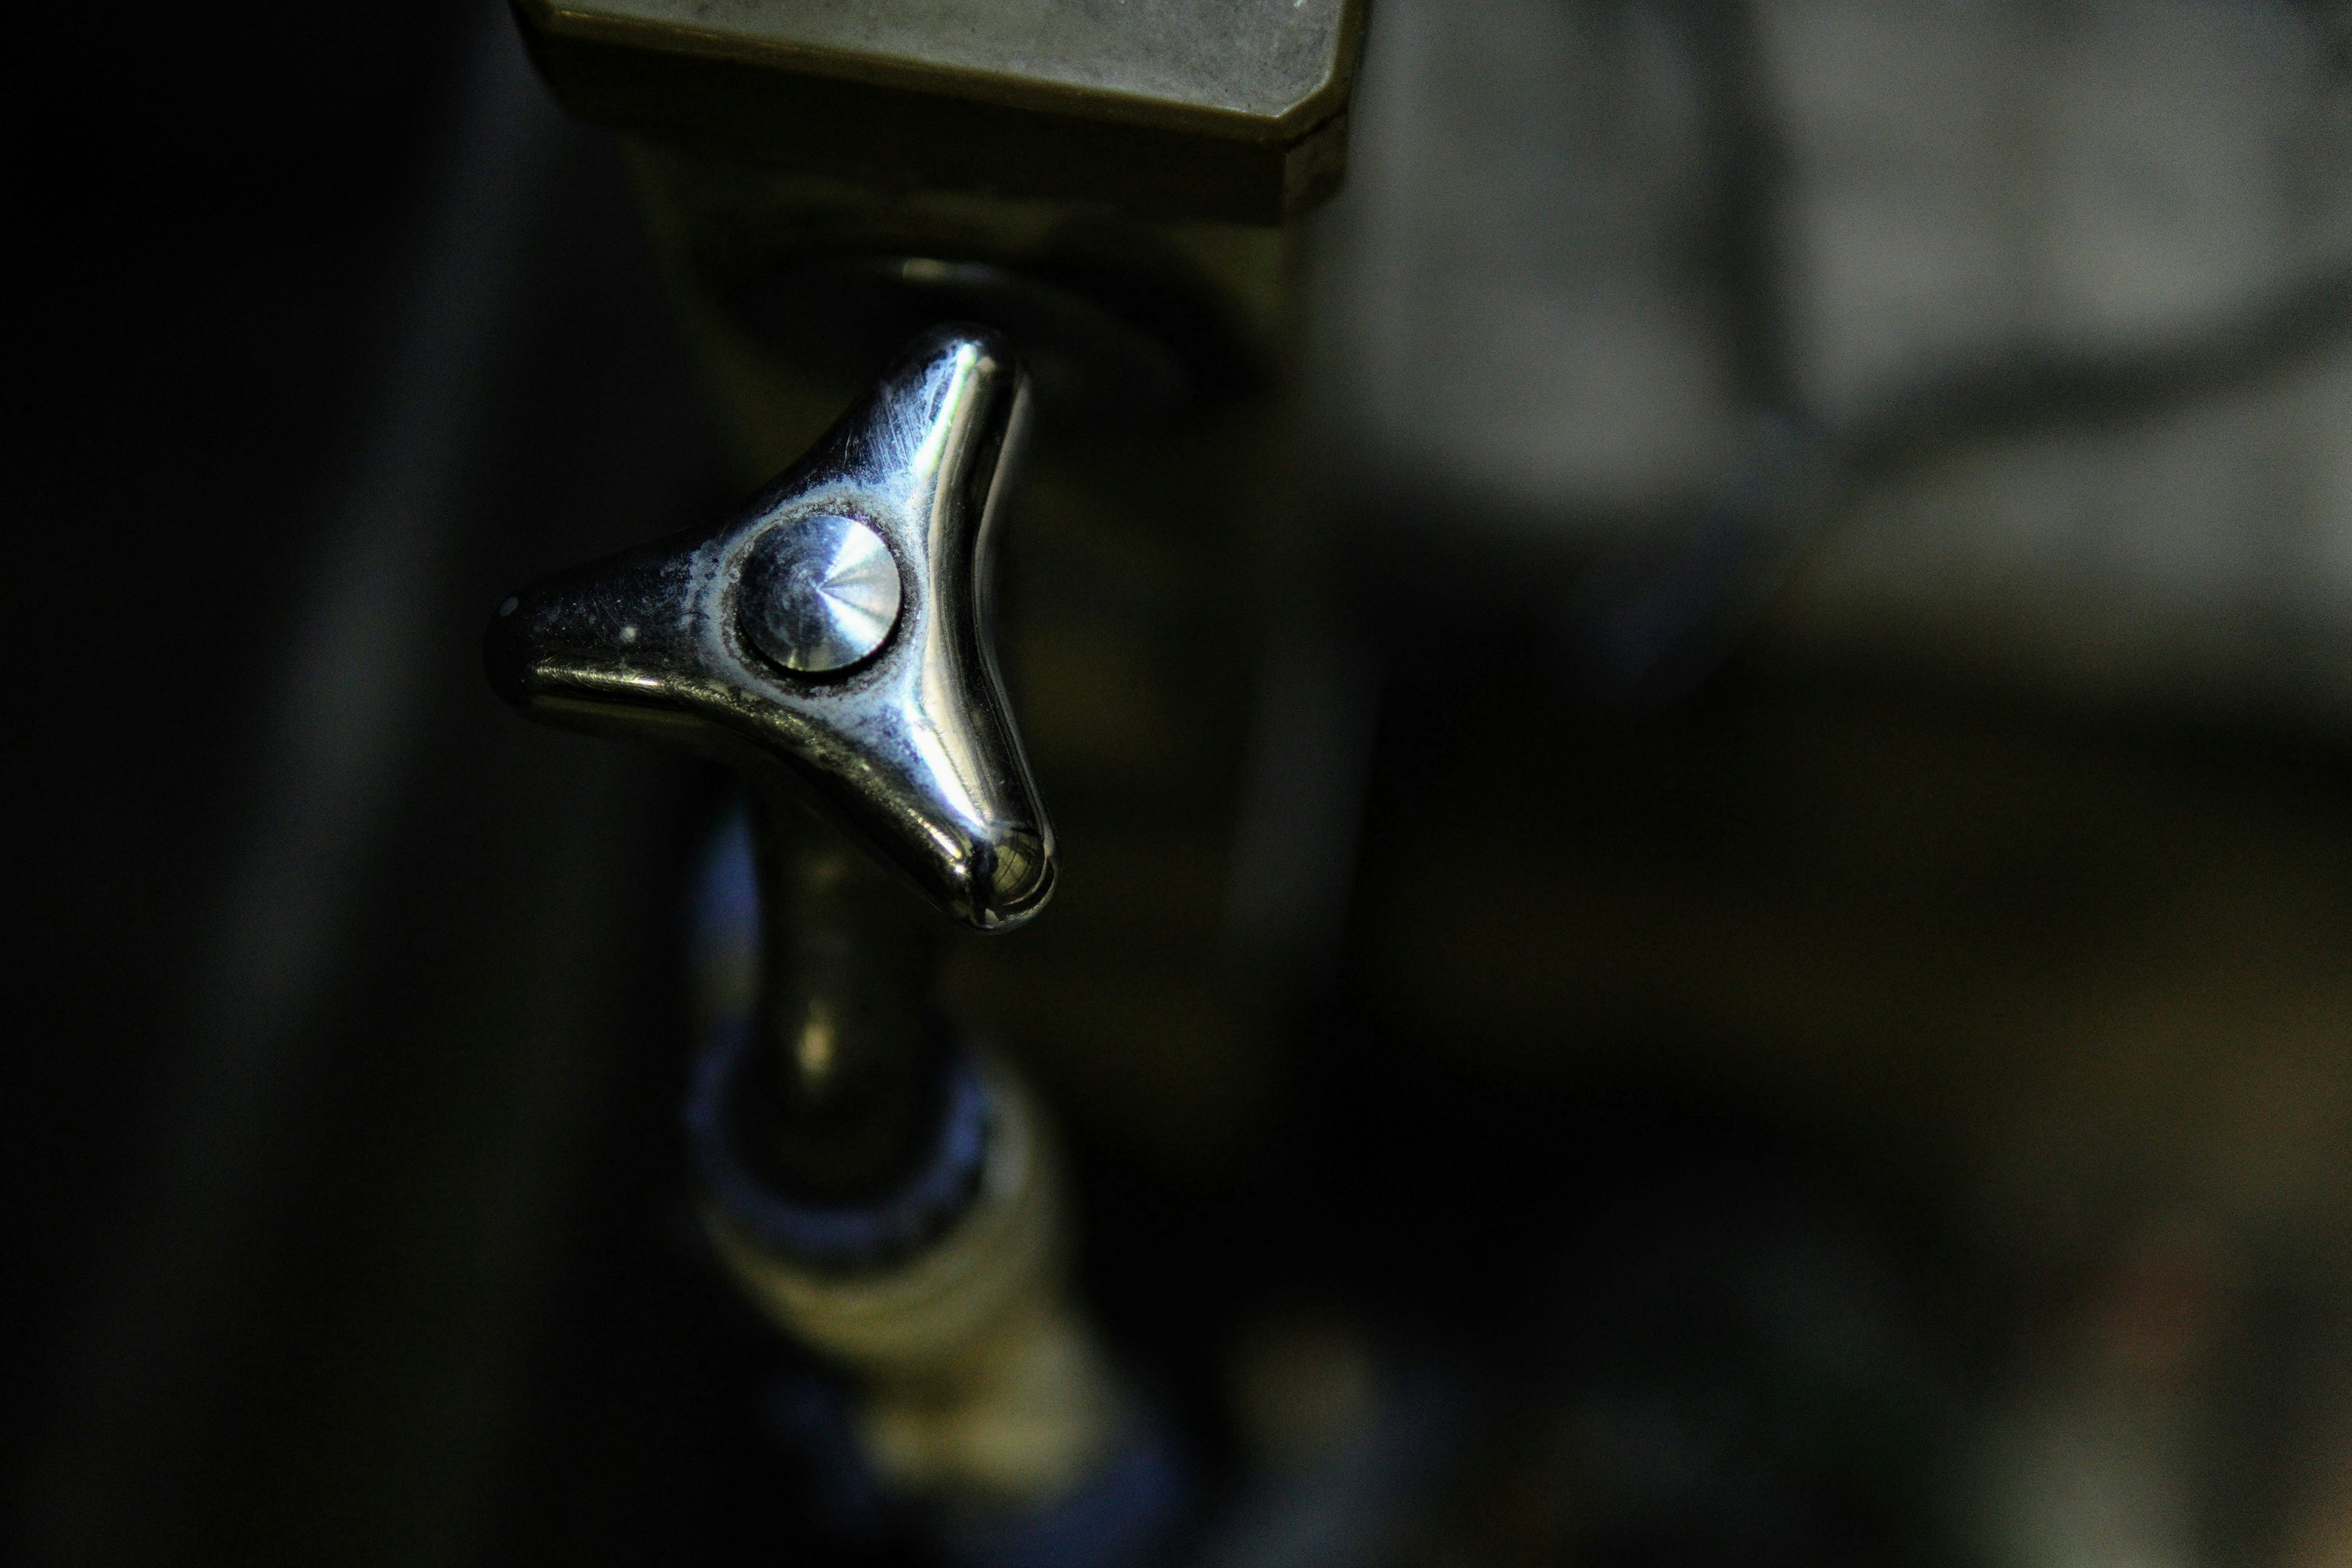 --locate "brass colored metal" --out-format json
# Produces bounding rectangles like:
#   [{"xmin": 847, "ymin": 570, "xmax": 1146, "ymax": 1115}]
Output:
[{"xmin": 514, "ymin": 0, "xmax": 1369, "ymax": 220}]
